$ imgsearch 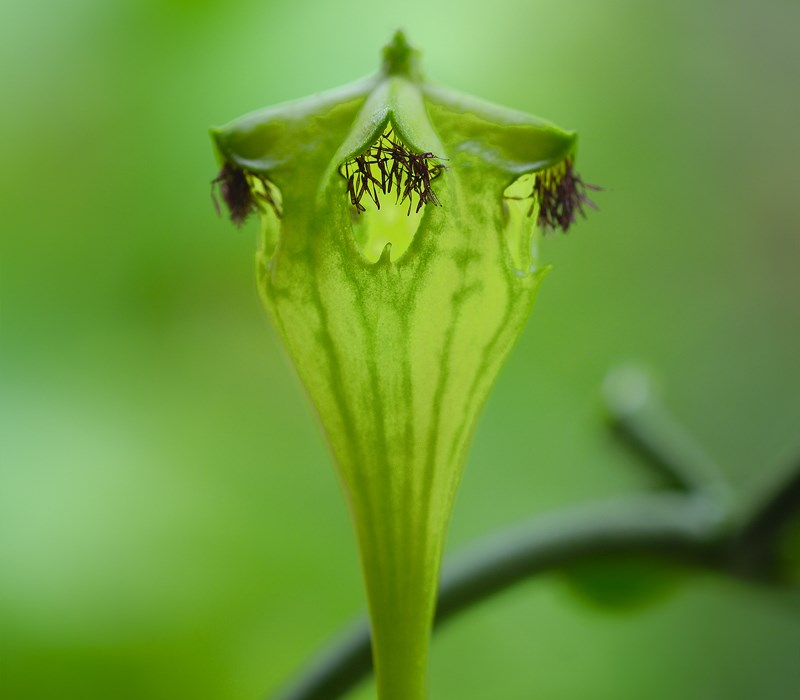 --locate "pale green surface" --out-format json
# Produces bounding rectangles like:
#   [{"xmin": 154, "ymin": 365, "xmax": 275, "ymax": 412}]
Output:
[{"xmin": 2, "ymin": 1, "xmax": 800, "ymax": 699}]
